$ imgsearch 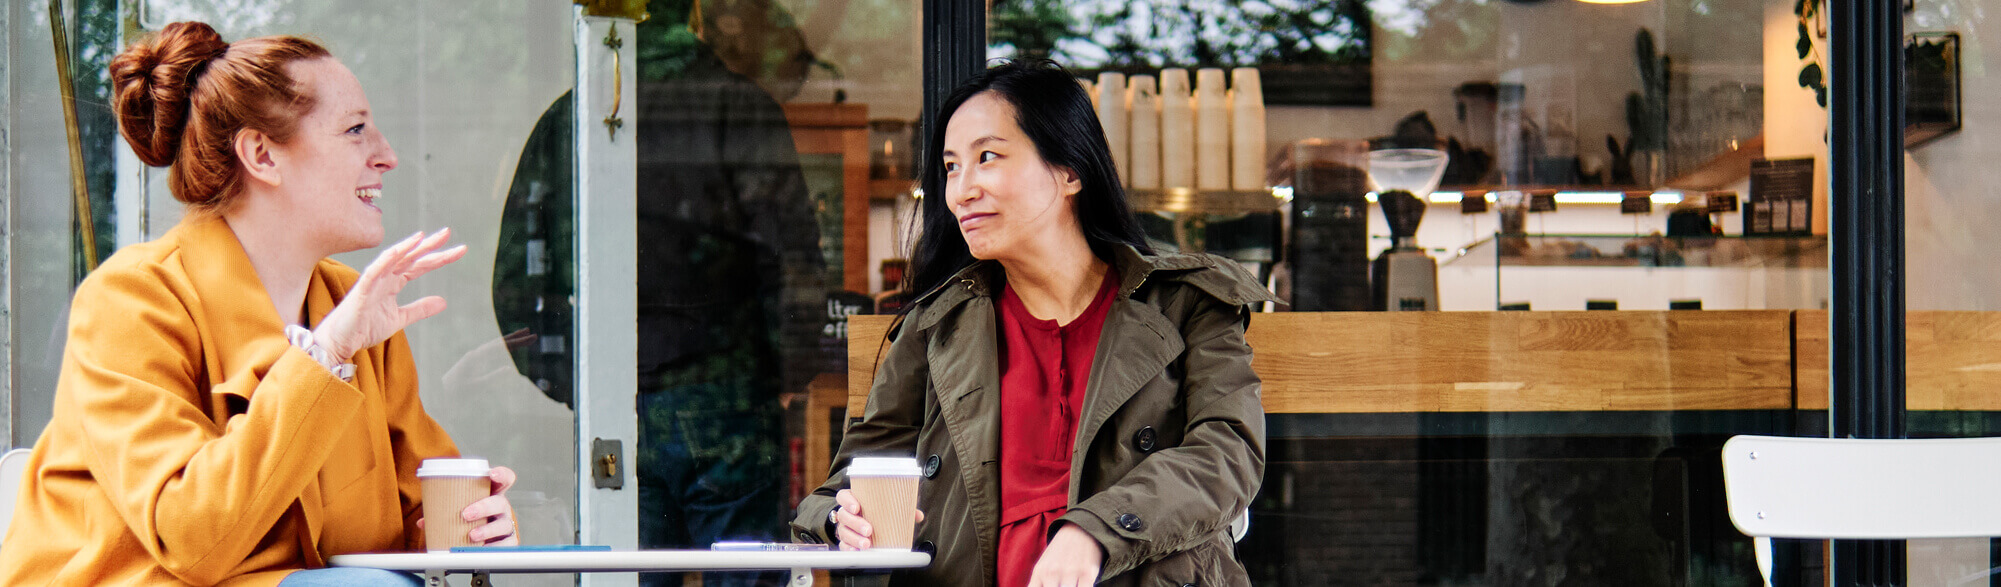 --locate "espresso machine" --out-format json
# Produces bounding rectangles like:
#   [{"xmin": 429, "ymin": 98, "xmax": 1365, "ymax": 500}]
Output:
[{"xmin": 1368, "ymin": 148, "xmax": 1449, "ymax": 312}]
